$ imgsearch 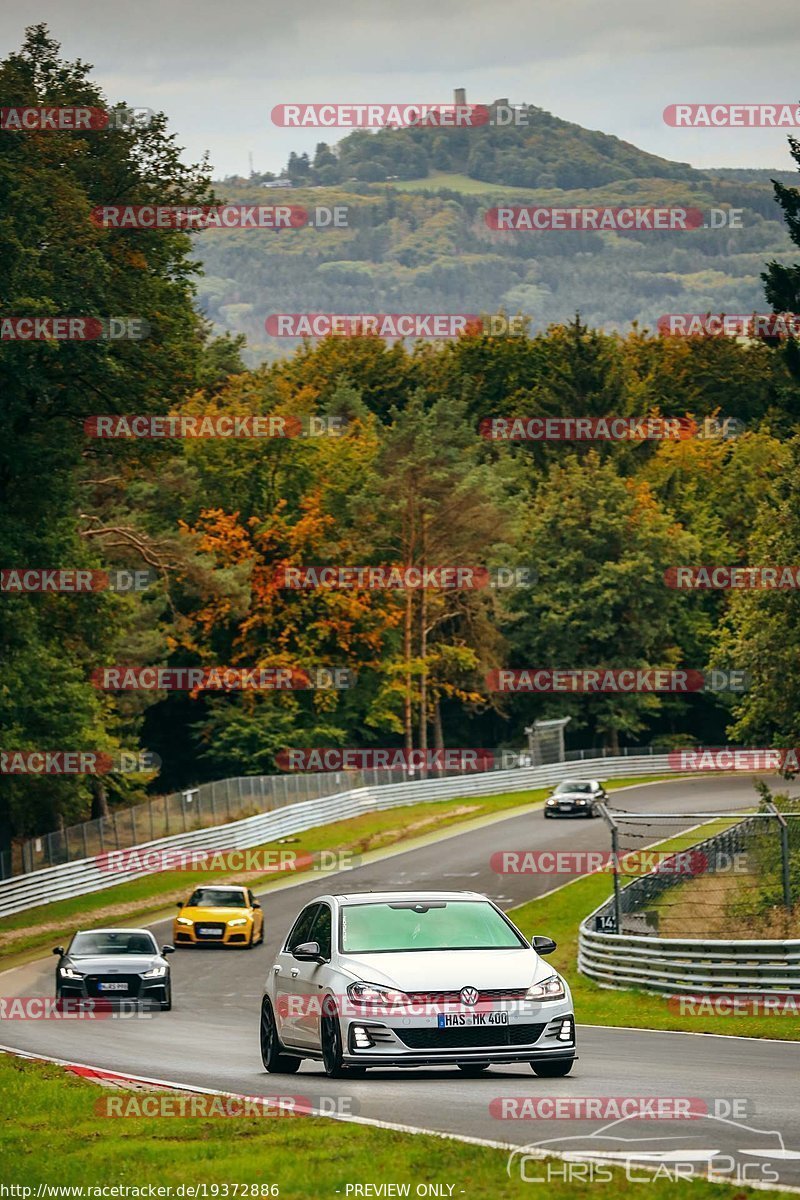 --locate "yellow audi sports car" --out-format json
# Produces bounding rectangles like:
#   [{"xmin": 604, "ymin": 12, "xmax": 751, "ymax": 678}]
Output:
[{"xmin": 174, "ymin": 884, "xmax": 264, "ymax": 948}]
